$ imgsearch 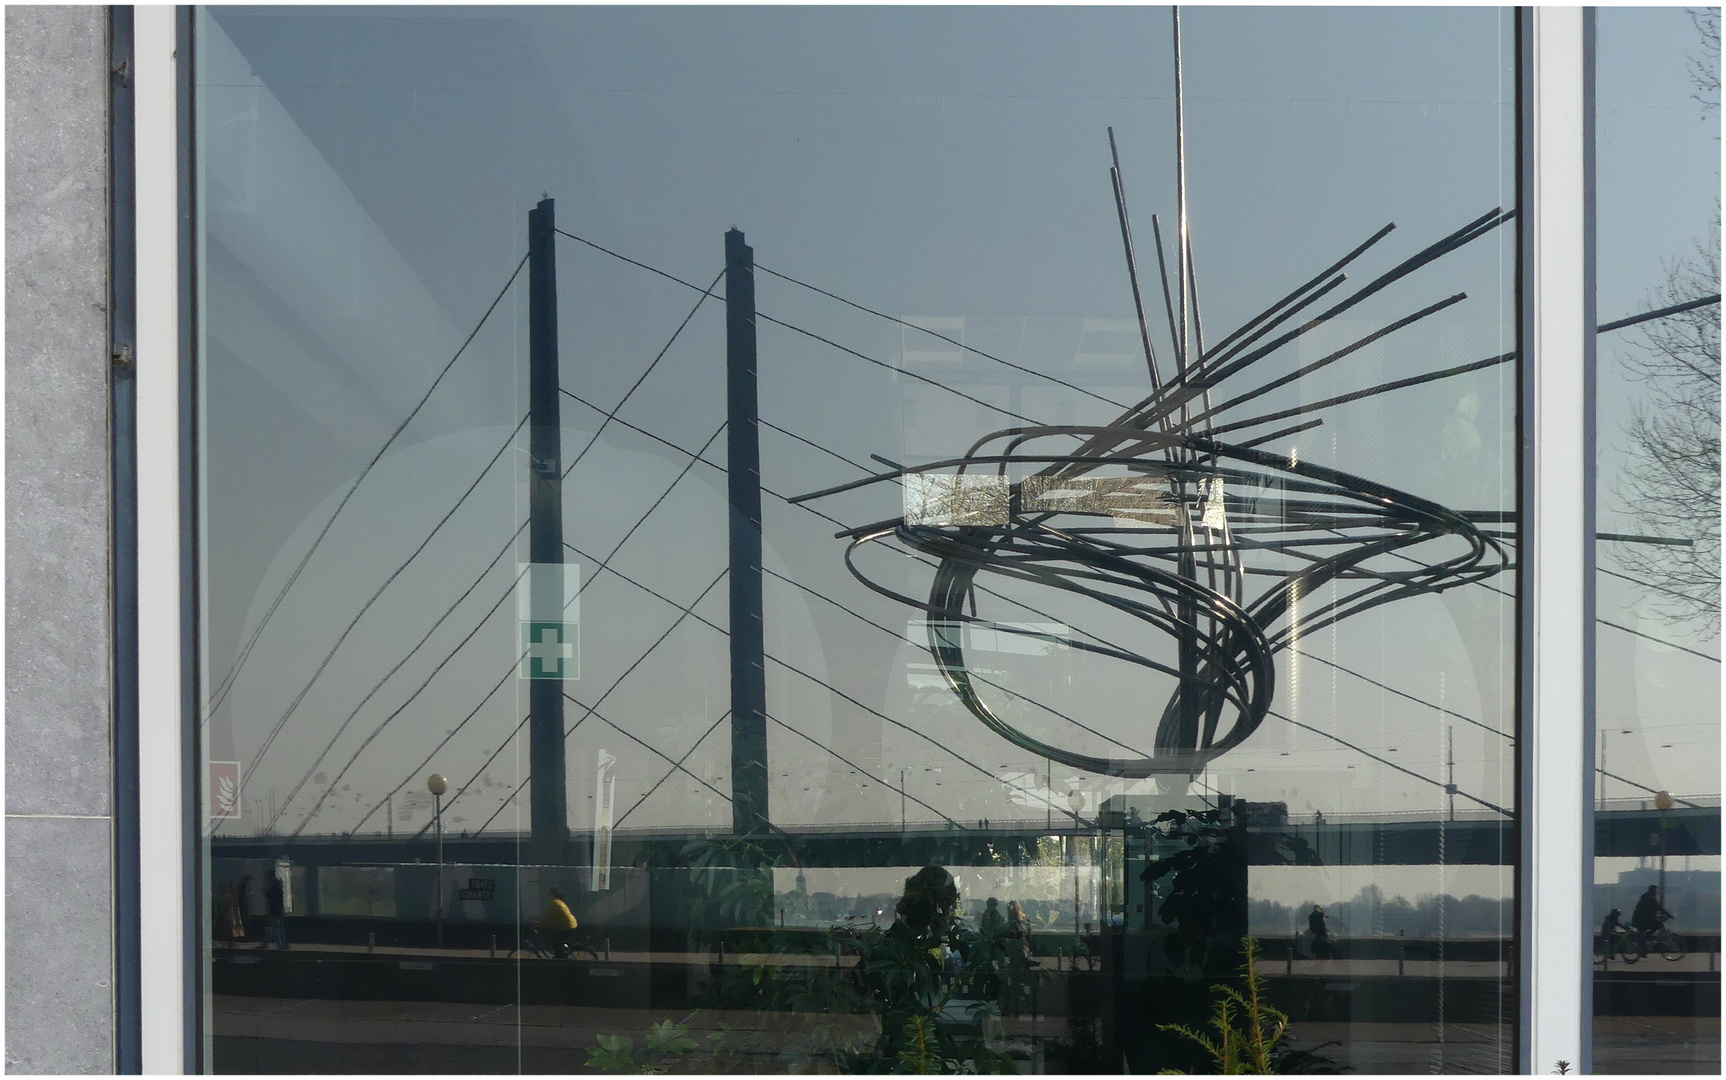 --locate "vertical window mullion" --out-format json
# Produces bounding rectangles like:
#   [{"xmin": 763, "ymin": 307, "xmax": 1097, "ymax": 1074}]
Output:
[
  {"xmin": 1520, "ymin": 5, "xmax": 1594, "ymax": 1074},
  {"xmin": 134, "ymin": 4, "xmax": 187, "ymax": 1073}
]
